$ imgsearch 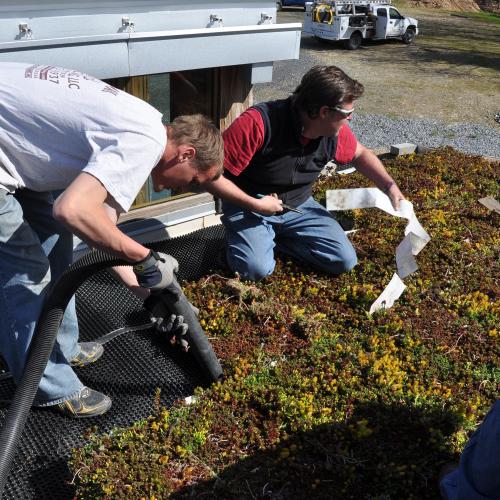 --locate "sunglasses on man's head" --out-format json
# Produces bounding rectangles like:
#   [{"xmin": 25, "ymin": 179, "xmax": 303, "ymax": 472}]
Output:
[{"xmin": 327, "ymin": 106, "xmax": 355, "ymax": 118}]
